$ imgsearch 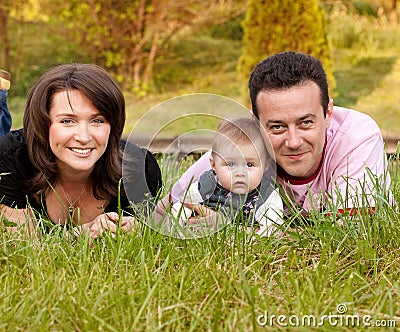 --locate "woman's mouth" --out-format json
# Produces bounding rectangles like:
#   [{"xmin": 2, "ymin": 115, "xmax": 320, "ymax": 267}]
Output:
[{"xmin": 70, "ymin": 147, "xmax": 92, "ymax": 156}]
